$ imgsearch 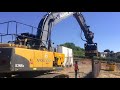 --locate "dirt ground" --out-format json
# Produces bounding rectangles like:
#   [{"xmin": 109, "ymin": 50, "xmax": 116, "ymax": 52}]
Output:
[
  {"xmin": 51, "ymin": 59, "xmax": 92, "ymax": 78},
  {"xmin": 98, "ymin": 63, "xmax": 120, "ymax": 78},
  {"xmin": 52, "ymin": 59, "xmax": 120, "ymax": 78}
]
